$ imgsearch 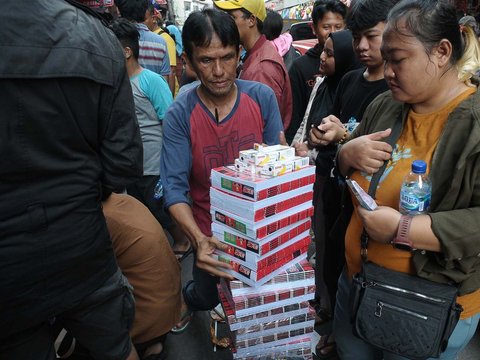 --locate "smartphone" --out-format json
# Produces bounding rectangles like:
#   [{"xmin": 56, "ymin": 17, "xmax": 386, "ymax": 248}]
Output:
[{"xmin": 346, "ymin": 179, "xmax": 378, "ymax": 210}]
